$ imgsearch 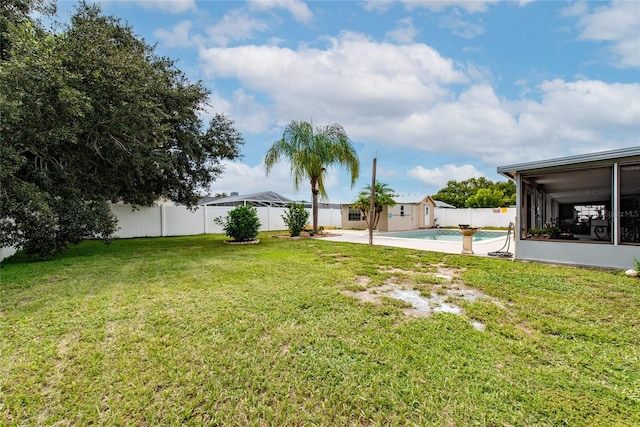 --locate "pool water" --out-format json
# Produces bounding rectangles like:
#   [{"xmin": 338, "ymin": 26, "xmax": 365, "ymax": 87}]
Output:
[{"xmin": 381, "ymin": 229, "xmax": 507, "ymax": 242}]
